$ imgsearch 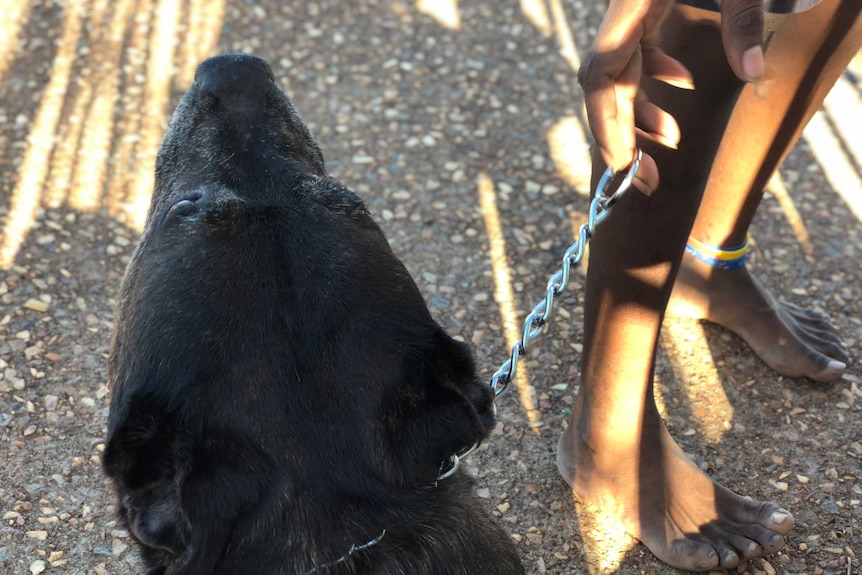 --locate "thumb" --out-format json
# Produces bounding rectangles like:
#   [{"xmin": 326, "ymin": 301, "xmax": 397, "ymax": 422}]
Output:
[{"xmin": 719, "ymin": 0, "xmax": 766, "ymax": 82}]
